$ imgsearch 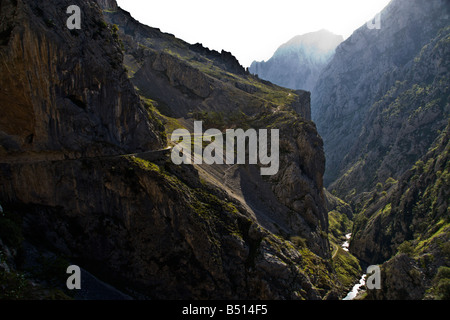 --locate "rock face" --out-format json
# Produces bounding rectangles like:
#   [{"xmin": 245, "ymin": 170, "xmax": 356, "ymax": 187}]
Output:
[
  {"xmin": 312, "ymin": 0, "xmax": 450, "ymax": 194},
  {"xmin": 102, "ymin": 3, "xmax": 329, "ymax": 258},
  {"xmin": 0, "ymin": 155, "xmax": 329, "ymax": 299},
  {"xmin": 0, "ymin": 0, "xmax": 340, "ymax": 299},
  {"xmin": 102, "ymin": 6, "xmax": 312, "ymax": 120},
  {"xmin": 351, "ymin": 122, "xmax": 449, "ymax": 262},
  {"xmin": 307, "ymin": 0, "xmax": 449, "ymax": 300},
  {"xmin": 368, "ymin": 254, "xmax": 428, "ymax": 300},
  {"xmin": 0, "ymin": 0, "xmax": 165, "ymax": 159},
  {"xmin": 250, "ymin": 30, "xmax": 343, "ymax": 92},
  {"xmin": 350, "ymin": 123, "xmax": 449, "ymax": 299}
]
